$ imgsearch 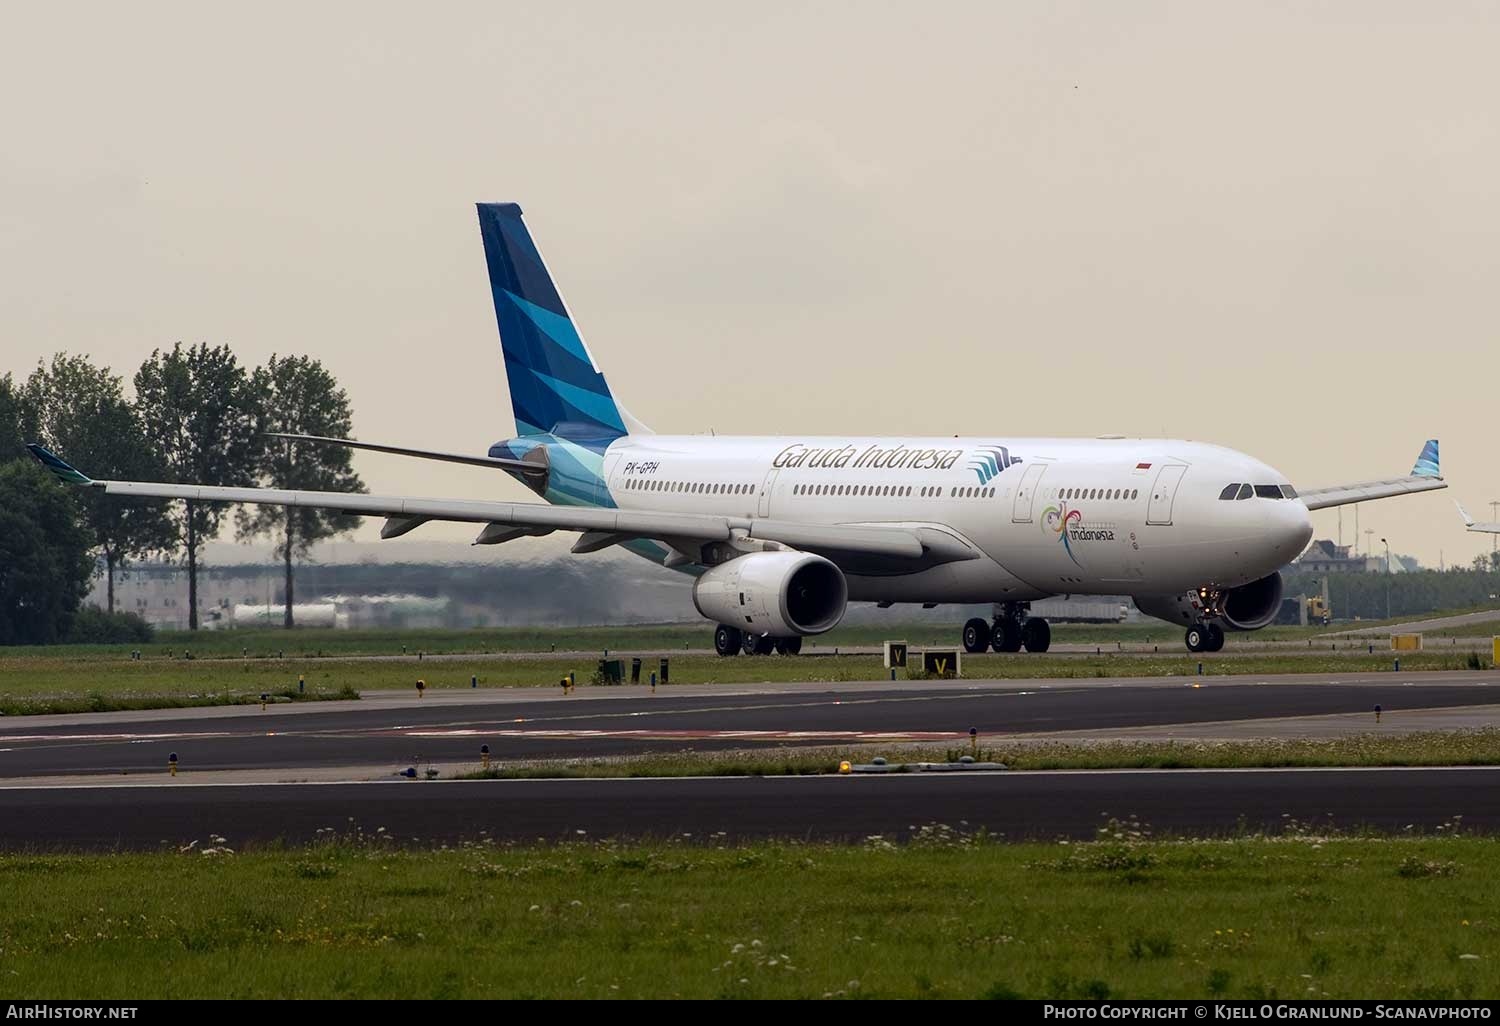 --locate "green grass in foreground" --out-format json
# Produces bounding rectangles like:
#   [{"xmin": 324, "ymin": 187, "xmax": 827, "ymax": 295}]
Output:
[
  {"xmin": 0, "ymin": 834, "xmax": 1494, "ymax": 998},
  {"xmin": 0, "ymin": 650, "xmax": 1488, "ymax": 712},
  {"xmin": 457, "ymin": 730, "xmax": 1500, "ymax": 779}
]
